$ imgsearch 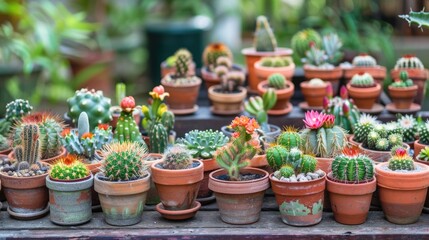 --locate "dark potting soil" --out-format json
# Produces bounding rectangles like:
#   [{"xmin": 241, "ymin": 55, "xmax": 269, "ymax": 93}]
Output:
[
  {"xmin": 97, "ymin": 174, "xmax": 148, "ymax": 182},
  {"xmin": 216, "ymin": 173, "xmax": 263, "ymax": 181},
  {"xmin": 213, "ymin": 88, "xmax": 242, "ymax": 94}
]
